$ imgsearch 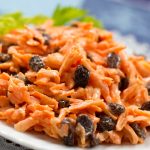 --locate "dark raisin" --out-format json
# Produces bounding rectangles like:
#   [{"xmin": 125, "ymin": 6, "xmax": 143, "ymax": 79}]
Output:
[
  {"xmin": 107, "ymin": 52, "xmax": 120, "ymax": 68},
  {"xmin": 74, "ymin": 65, "xmax": 90, "ymax": 88},
  {"xmin": 141, "ymin": 101, "xmax": 150, "ymax": 111},
  {"xmin": 58, "ymin": 100, "xmax": 70, "ymax": 108},
  {"xmin": 108, "ymin": 103, "xmax": 125, "ymax": 115},
  {"xmin": 147, "ymin": 89, "xmax": 150, "ymax": 95},
  {"xmin": 76, "ymin": 114, "xmax": 94, "ymax": 135},
  {"xmin": 13, "ymin": 74, "xmax": 31, "ymax": 86},
  {"xmin": 119, "ymin": 77, "xmax": 129, "ymax": 91},
  {"xmin": 55, "ymin": 112, "xmax": 59, "ymax": 117},
  {"xmin": 97, "ymin": 36, "xmax": 102, "ymax": 42},
  {"xmin": 87, "ymin": 54, "xmax": 93, "ymax": 61},
  {"xmin": 88, "ymin": 134, "xmax": 99, "ymax": 147},
  {"xmin": 24, "ymin": 77, "xmax": 32, "ymax": 85},
  {"xmin": 0, "ymin": 53, "xmax": 11, "ymax": 63},
  {"xmin": 33, "ymin": 37, "xmax": 41, "ymax": 43},
  {"xmin": 18, "ymin": 102, "xmax": 26, "ymax": 107},
  {"xmin": 29, "ymin": 56, "xmax": 45, "ymax": 72},
  {"xmin": 9, "ymin": 72, "xmax": 17, "ymax": 76},
  {"xmin": 130, "ymin": 123, "xmax": 146, "ymax": 139},
  {"xmin": 54, "ymin": 47, "xmax": 60, "ymax": 52},
  {"xmin": 20, "ymin": 67, "xmax": 28, "ymax": 74},
  {"xmin": 146, "ymin": 126, "xmax": 150, "ymax": 131},
  {"xmin": 70, "ymin": 23, "xmax": 78, "ymax": 28},
  {"xmin": 42, "ymin": 33, "xmax": 50, "ymax": 46},
  {"xmin": 95, "ymin": 112, "xmax": 106, "ymax": 119},
  {"xmin": 62, "ymin": 119, "xmax": 75, "ymax": 146},
  {"xmin": 146, "ymin": 84, "xmax": 150, "ymax": 95},
  {"xmin": 63, "ymin": 129, "xmax": 75, "ymax": 146},
  {"xmin": 97, "ymin": 115, "xmax": 116, "ymax": 132}
]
